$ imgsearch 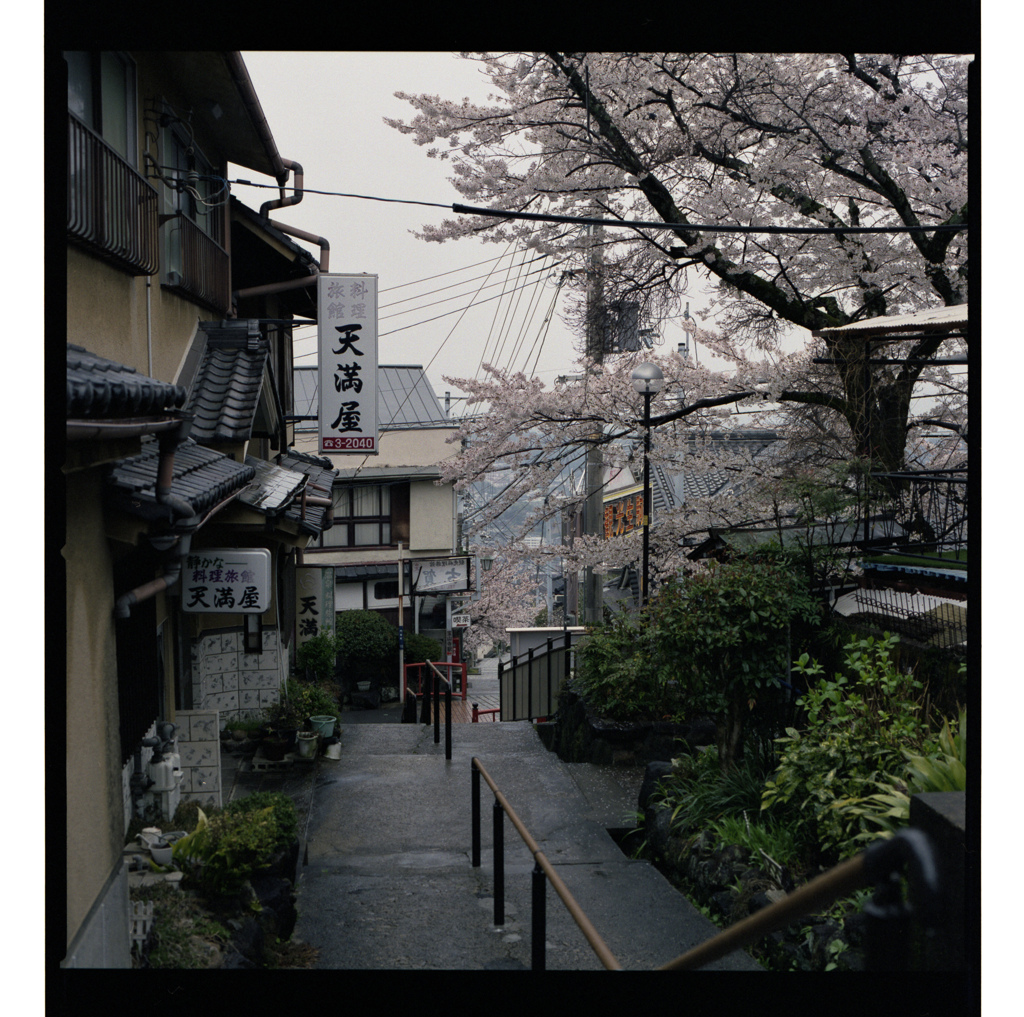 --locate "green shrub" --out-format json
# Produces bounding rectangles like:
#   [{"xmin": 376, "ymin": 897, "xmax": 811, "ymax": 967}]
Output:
[
  {"xmin": 761, "ymin": 633, "xmax": 940, "ymax": 862},
  {"xmin": 710, "ymin": 812, "xmax": 802, "ymax": 871},
  {"xmin": 654, "ymin": 743, "xmax": 780, "ymax": 838},
  {"xmin": 225, "ymin": 791, "xmax": 298, "ymax": 849},
  {"xmin": 643, "ymin": 555, "xmax": 821, "ymax": 771},
  {"xmin": 173, "ymin": 792, "xmax": 298, "ymax": 896},
  {"xmin": 296, "ymin": 631, "xmax": 338, "ymax": 681},
  {"xmin": 335, "ymin": 610, "xmax": 398, "ymax": 682},
  {"xmin": 402, "ymin": 632, "xmax": 442, "ymax": 666},
  {"xmin": 573, "ymin": 609, "xmax": 680, "ymax": 721},
  {"xmin": 836, "ymin": 705, "xmax": 967, "ymax": 840}
]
